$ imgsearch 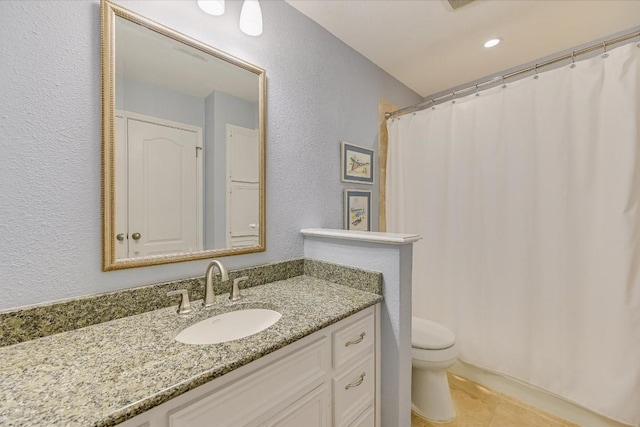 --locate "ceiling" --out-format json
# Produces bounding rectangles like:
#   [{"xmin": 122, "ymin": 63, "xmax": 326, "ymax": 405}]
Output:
[
  {"xmin": 116, "ymin": 16, "xmax": 259, "ymax": 102},
  {"xmin": 286, "ymin": 0, "xmax": 640, "ymax": 98}
]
